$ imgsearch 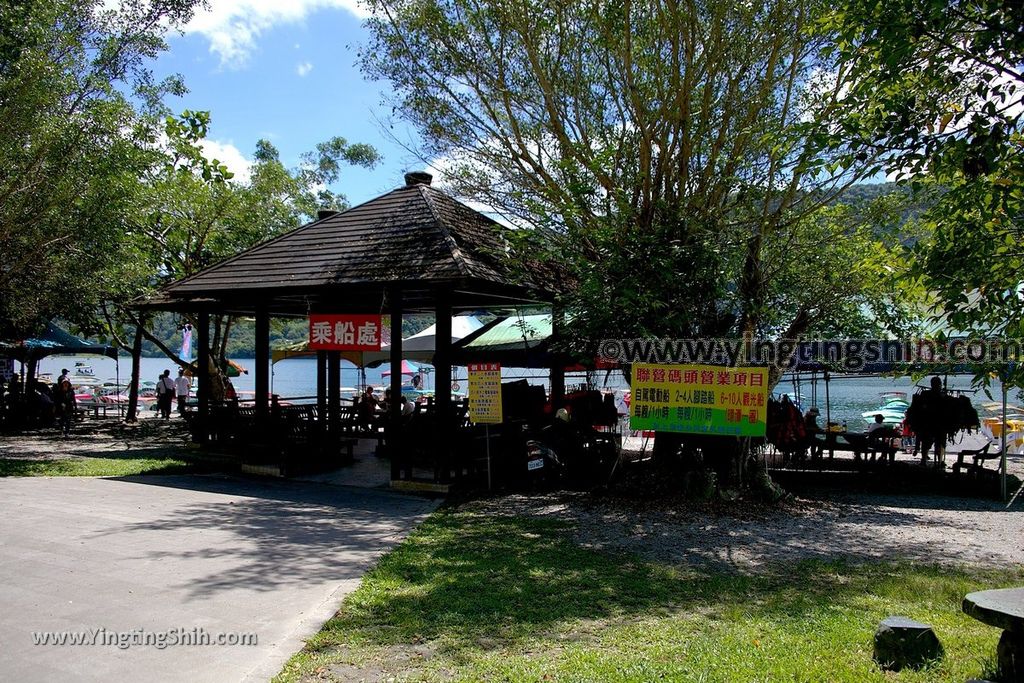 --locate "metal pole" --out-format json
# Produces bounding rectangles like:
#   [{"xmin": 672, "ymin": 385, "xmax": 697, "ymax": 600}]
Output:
[
  {"xmin": 825, "ymin": 371, "xmax": 834, "ymax": 458},
  {"xmin": 485, "ymin": 424, "xmax": 492, "ymax": 491}
]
